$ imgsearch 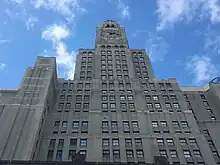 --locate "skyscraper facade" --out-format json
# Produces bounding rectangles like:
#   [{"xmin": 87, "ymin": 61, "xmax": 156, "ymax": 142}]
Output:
[{"xmin": 0, "ymin": 20, "xmax": 220, "ymax": 165}]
